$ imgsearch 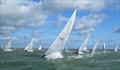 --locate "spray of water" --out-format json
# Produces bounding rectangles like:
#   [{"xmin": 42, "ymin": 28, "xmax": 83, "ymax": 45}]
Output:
[{"xmin": 45, "ymin": 52, "xmax": 64, "ymax": 60}]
